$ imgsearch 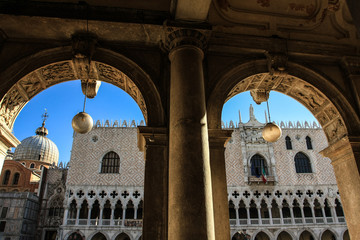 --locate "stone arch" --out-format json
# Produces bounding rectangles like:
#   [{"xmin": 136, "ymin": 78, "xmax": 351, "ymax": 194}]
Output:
[
  {"xmin": 320, "ymin": 229, "xmax": 338, "ymax": 240},
  {"xmin": 298, "ymin": 229, "xmax": 316, "ymax": 240},
  {"xmin": 64, "ymin": 230, "xmax": 85, "ymax": 240},
  {"xmin": 275, "ymin": 230, "xmax": 295, "ymax": 240},
  {"xmin": 88, "ymin": 231, "xmax": 110, "ymax": 240},
  {"xmin": 112, "ymin": 232, "xmax": 132, "ymax": 240},
  {"xmin": 342, "ymin": 229, "xmax": 350, "ymax": 240},
  {"xmin": 207, "ymin": 59, "xmax": 360, "ymax": 145},
  {"xmin": 252, "ymin": 230, "xmax": 272, "ymax": 240},
  {"xmin": 0, "ymin": 47, "xmax": 164, "ymax": 130}
]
